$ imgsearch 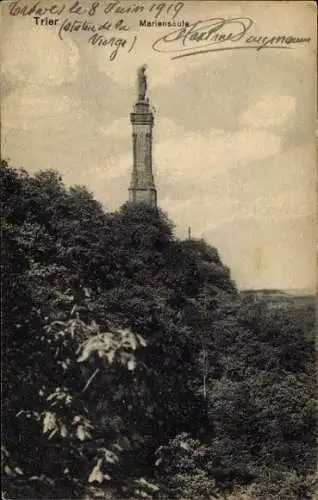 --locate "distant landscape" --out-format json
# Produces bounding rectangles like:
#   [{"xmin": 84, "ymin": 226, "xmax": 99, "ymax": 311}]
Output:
[{"xmin": 240, "ymin": 288, "xmax": 316, "ymax": 305}]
